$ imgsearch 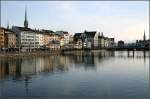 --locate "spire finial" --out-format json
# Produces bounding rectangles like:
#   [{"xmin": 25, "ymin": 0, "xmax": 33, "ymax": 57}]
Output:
[
  {"xmin": 7, "ymin": 20, "xmax": 9, "ymax": 29},
  {"xmin": 143, "ymin": 30, "xmax": 146, "ymax": 41},
  {"xmin": 24, "ymin": 6, "xmax": 28, "ymax": 28}
]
